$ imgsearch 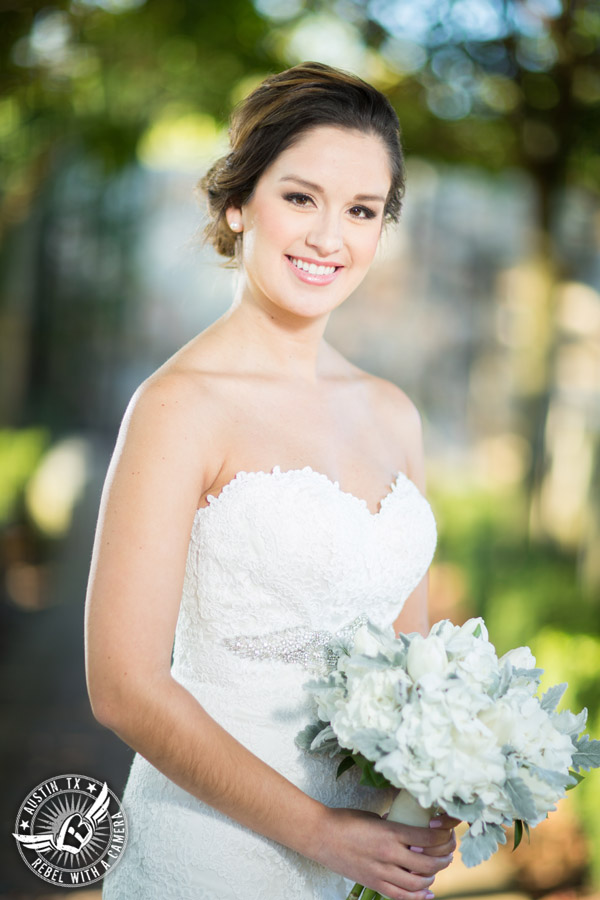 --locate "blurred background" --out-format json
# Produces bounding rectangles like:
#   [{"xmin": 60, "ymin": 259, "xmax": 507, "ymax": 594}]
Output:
[{"xmin": 1, "ymin": 0, "xmax": 599, "ymax": 896}]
